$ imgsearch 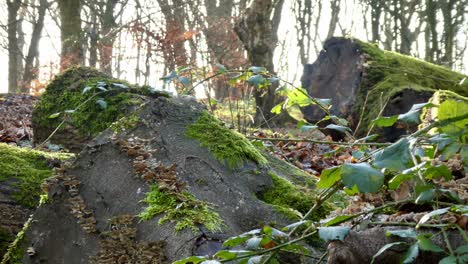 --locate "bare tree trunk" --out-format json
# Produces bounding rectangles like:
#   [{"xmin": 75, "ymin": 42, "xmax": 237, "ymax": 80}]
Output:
[
  {"xmin": 99, "ymin": 0, "xmax": 119, "ymax": 75},
  {"xmin": 7, "ymin": 0, "xmax": 22, "ymax": 93},
  {"xmin": 58, "ymin": 0, "xmax": 84, "ymax": 71},
  {"xmin": 21, "ymin": 0, "xmax": 48, "ymax": 93},
  {"xmin": 235, "ymin": 0, "xmax": 286, "ymax": 126},
  {"xmin": 88, "ymin": 2, "xmax": 99, "ymax": 68},
  {"xmin": 326, "ymin": 0, "xmax": 341, "ymax": 40}
]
